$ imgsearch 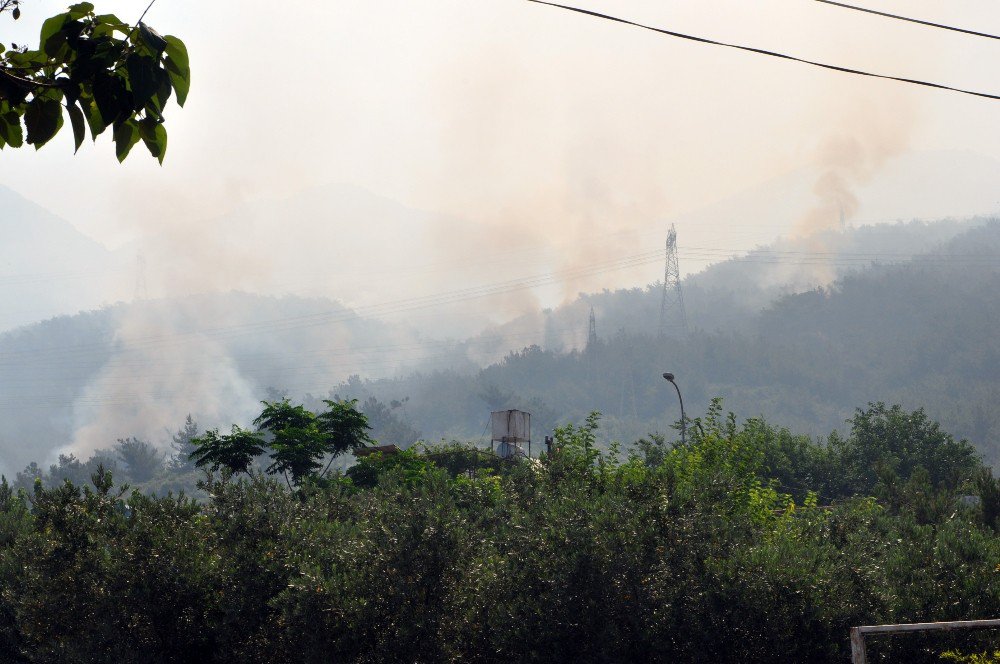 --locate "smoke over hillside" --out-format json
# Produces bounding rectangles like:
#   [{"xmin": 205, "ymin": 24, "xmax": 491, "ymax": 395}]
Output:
[
  {"xmin": 3, "ymin": 143, "xmax": 1000, "ymax": 476},
  {"xmin": 0, "ymin": 215, "xmax": 990, "ymax": 477},
  {"xmin": 0, "ymin": 293, "xmax": 446, "ymax": 474}
]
